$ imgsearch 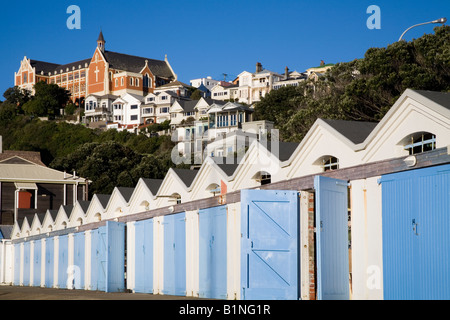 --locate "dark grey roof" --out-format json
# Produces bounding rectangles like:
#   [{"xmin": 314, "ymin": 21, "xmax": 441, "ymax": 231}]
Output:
[
  {"xmin": 173, "ymin": 168, "xmax": 198, "ymax": 187},
  {"xmin": 322, "ymin": 119, "xmax": 378, "ymax": 144},
  {"xmin": 265, "ymin": 141, "xmax": 300, "ymax": 162},
  {"xmin": 104, "ymin": 51, "xmax": 175, "ymax": 79},
  {"xmin": 177, "ymin": 100, "xmax": 198, "ymax": 113},
  {"xmin": 78, "ymin": 200, "xmax": 91, "ymax": 213},
  {"xmin": 95, "ymin": 194, "xmax": 111, "ymax": 208},
  {"xmin": 97, "ymin": 31, "xmax": 105, "ymax": 42},
  {"xmin": 55, "ymin": 58, "xmax": 91, "ymax": 74},
  {"xmin": 48, "ymin": 210, "xmax": 58, "ymax": 221},
  {"xmin": 412, "ymin": 90, "xmax": 450, "ymax": 111},
  {"xmin": 0, "ymin": 225, "xmax": 13, "ymax": 239},
  {"xmin": 30, "ymin": 60, "xmax": 61, "ymax": 74},
  {"xmin": 117, "ymin": 187, "xmax": 134, "ymax": 202},
  {"xmin": 202, "ymin": 98, "xmax": 227, "ymax": 106},
  {"xmin": 62, "ymin": 205, "xmax": 74, "ymax": 216},
  {"xmin": 35, "ymin": 212, "xmax": 46, "ymax": 224},
  {"xmin": 216, "ymin": 163, "xmax": 239, "ymax": 176},
  {"xmin": 141, "ymin": 178, "xmax": 163, "ymax": 195}
]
